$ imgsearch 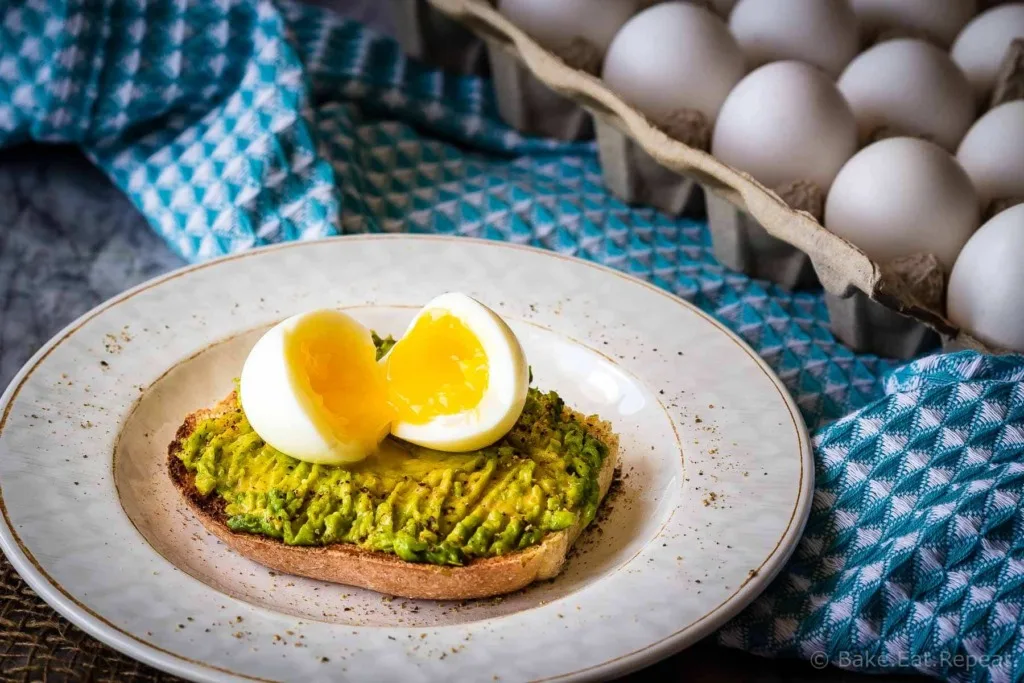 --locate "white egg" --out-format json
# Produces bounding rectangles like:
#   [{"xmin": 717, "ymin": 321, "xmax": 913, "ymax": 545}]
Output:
[
  {"xmin": 712, "ymin": 61, "xmax": 858, "ymax": 192},
  {"xmin": 837, "ymin": 38, "xmax": 976, "ymax": 151},
  {"xmin": 729, "ymin": 0, "xmax": 860, "ymax": 76},
  {"xmin": 240, "ymin": 309, "xmax": 392, "ymax": 465},
  {"xmin": 849, "ymin": 0, "xmax": 978, "ymax": 47},
  {"xmin": 824, "ymin": 137, "xmax": 980, "ymax": 270},
  {"xmin": 384, "ymin": 293, "xmax": 529, "ymax": 452},
  {"xmin": 602, "ymin": 2, "xmax": 746, "ymax": 123},
  {"xmin": 947, "ymin": 204, "xmax": 1024, "ymax": 351},
  {"xmin": 498, "ymin": 0, "xmax": 640, "ymax": 57},
  {"xmin": 956, "ymin": 100, "xmax": 1024, "ymax": 206},
  {"xmin": 951, "ymin": 3, "xmax": 1024, "ymax": 103}
]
